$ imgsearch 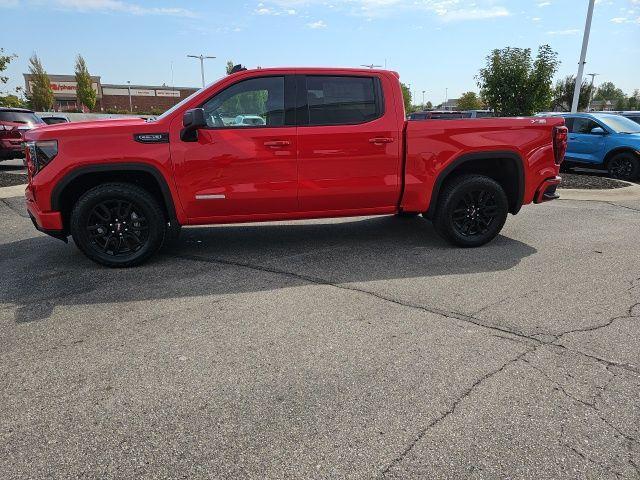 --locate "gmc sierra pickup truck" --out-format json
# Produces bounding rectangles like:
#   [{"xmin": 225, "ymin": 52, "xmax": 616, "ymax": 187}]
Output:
[{"xmin": 24, "ymin": 68, "xmax": 567, "ymax": 267}]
